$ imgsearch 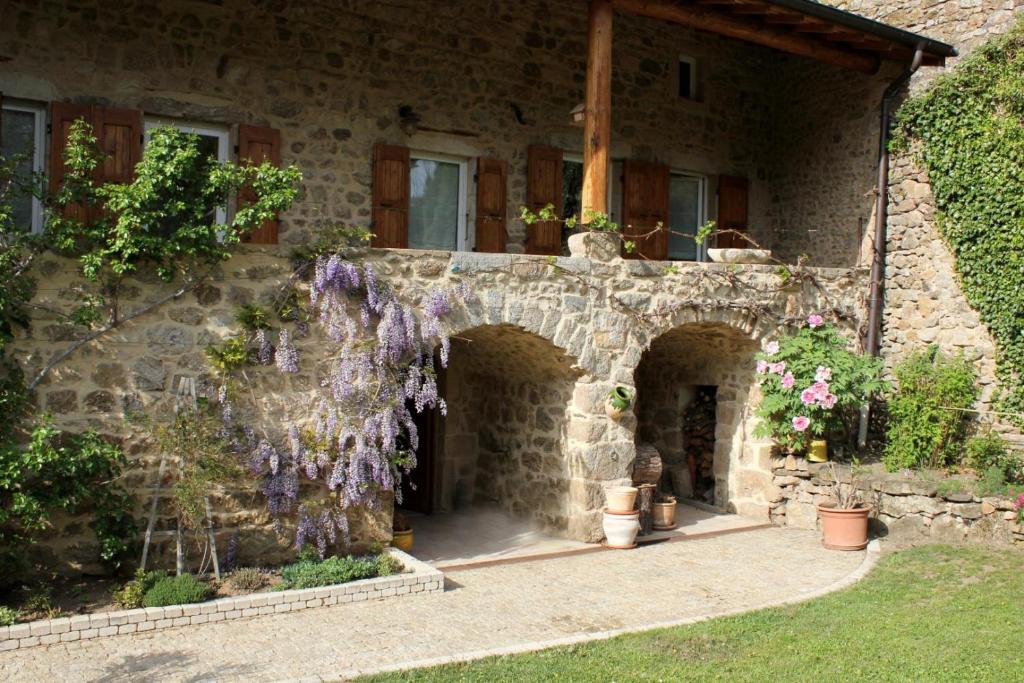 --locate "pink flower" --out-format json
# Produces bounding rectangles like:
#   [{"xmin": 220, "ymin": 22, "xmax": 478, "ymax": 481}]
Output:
[
  {"xmin": 821, "ymin": 393, "xmax": 838, "ymax": 409},
  {"xmin": 815, "ymin": 366, "xmax": 832, "ymax": 382},
  {"xmin": 792, "ymin": 416, "xmax": 811, "ymax": 432},
  {"xmin": 812, "ymin": 381, "xmax": 830, "ymax": 400},
  {"xmin": 800, "ymin": 388, "xmax": 817, "ymax": 405},
  {"xmin": 807, "ymin": 314, "xmax": 824, "ymax": 328},
  {"xmin": 781, "ymin": 372, "xmax": 795, "ymax": 389},
  {"xmin": 1014, "ymin": 493, "xmax": 1024, "ymax": 511},
  {"xmin": 770, "ymin": 361, "xmax": 786, "ymax": 375},
  {"xmin": 765, "ymin": 341, "xmax": 780, "ymax": 356},
  {"xmin": 756, "ymin": 360, "xmax": 769, "ymax": 374}
]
